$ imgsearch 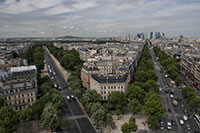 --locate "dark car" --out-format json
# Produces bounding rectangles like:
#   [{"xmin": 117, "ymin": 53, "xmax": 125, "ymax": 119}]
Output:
[
  {"xmin": 186, "ymin": 124, "xmax": 191, "ymax": 130},
  {"xmin": 160, "ymin": 118, "xmax": 164, "ymax": 124},
  {"xmin": 171, "ymin": 120, "xmax": 176, "ymax": 125},
  {"xmin": 168, "ymin": 109, "xmax": 171, "ymax": 112}
]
